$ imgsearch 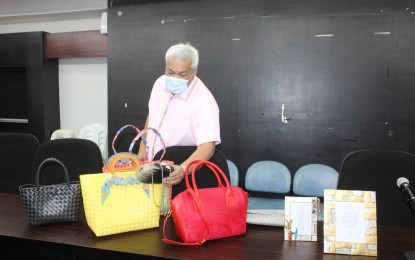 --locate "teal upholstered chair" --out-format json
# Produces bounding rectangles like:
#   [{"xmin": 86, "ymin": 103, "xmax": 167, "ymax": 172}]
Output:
[
  {"xmin": 293, "ymin": 164, "xmax": 339, "ymax": 220},
  {"xmin": 245, "ymin": 160, "xmax": 291, "ymax": 210},
  {"xmin": 226, "ymin": 159, "xmax": 239, "ymax": 186}
]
